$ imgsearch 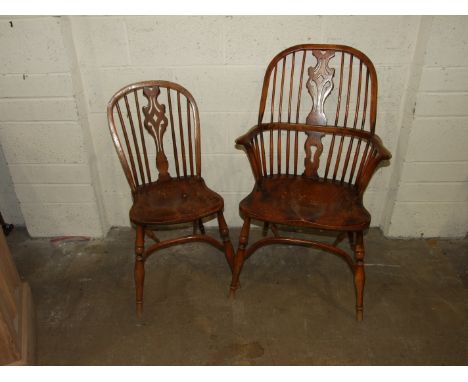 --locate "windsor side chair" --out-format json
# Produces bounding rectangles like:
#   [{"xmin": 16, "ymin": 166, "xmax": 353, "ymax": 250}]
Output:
[
  {"xmin": 230, "ymin": 44, "xmax": 391, "ymax": 321},
  {"xmin": 107, "ymin": 81, "xmax": 234, "ymax": 317}
]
